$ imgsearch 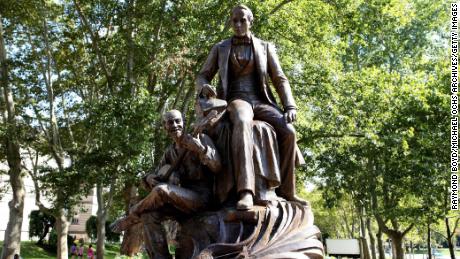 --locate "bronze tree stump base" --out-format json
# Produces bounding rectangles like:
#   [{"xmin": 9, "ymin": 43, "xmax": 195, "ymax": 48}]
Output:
[{"xmin": 142, "ymin": 201, "xmax": 324, "ymax": 259}]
